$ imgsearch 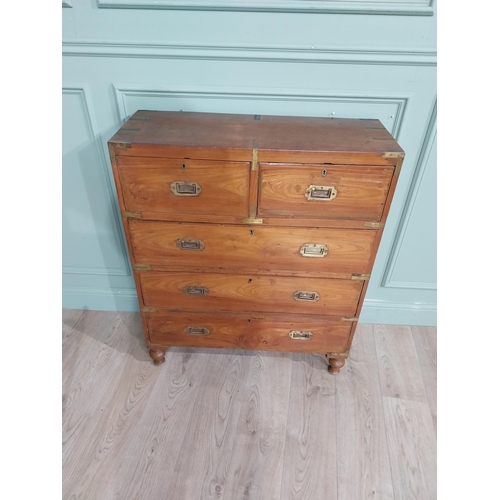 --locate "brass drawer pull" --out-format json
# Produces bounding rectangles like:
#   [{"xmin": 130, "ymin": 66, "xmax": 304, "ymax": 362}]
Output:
[
  {"xmin": 305, "ymin": 185, "xmax": 337, "ymax": 201},
  {"xmin": 176, "ymin": 238, "xmax": 205, "ymax": 251},
  {"xmin": 184, "ymin": 326, "xmax": 210, "ymax": 336},
  {"xmin": 170, "ymin": 181, "xmax": 202, "ymax": 196},
  {"xmin": 293, "ymin": 291, "xmax": 320, "ymax": 302},
  {"xmin": 183, "ymin": 286, "xmax": 209, "ymax": 296},
  {"xmin": 289, "ymin": 330, "xmax": 313, "ymax": 340},
  {"xmin": 299, "ymin": 243, "xmax": 328, "ymax": 258}
]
